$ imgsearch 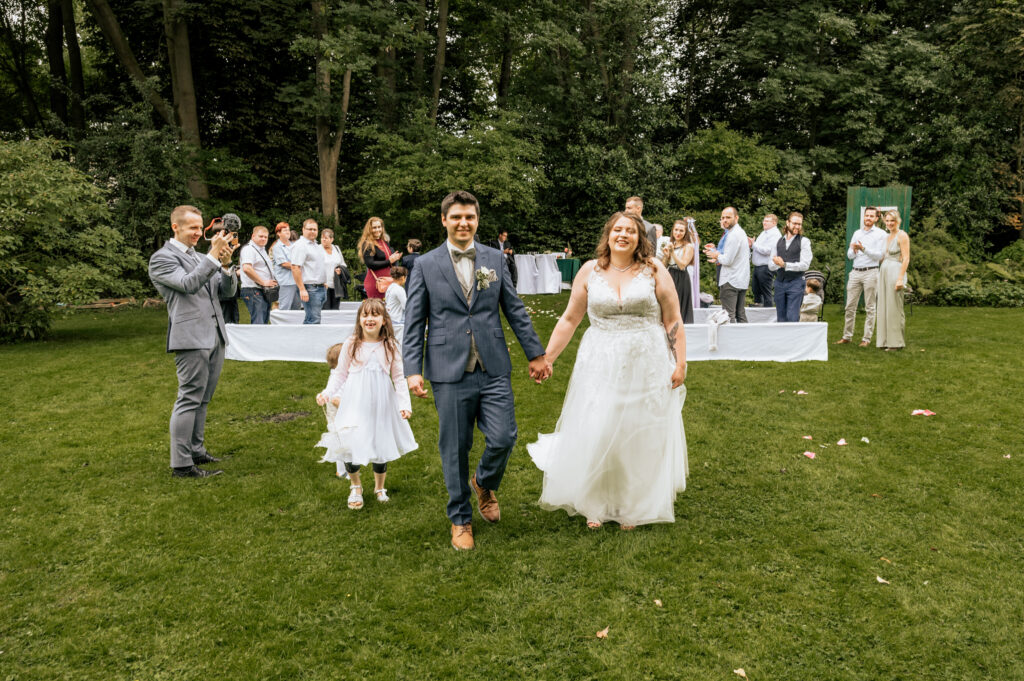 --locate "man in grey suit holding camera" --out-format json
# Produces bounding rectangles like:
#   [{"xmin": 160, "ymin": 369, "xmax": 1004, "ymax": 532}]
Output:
[
  {"xmin": 149, "ymin": 205, "xmax": 238, "ymax": 478},
  {"xmin": 403, "ymin": 191, "xmax": 550, "ymax": 550}
]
